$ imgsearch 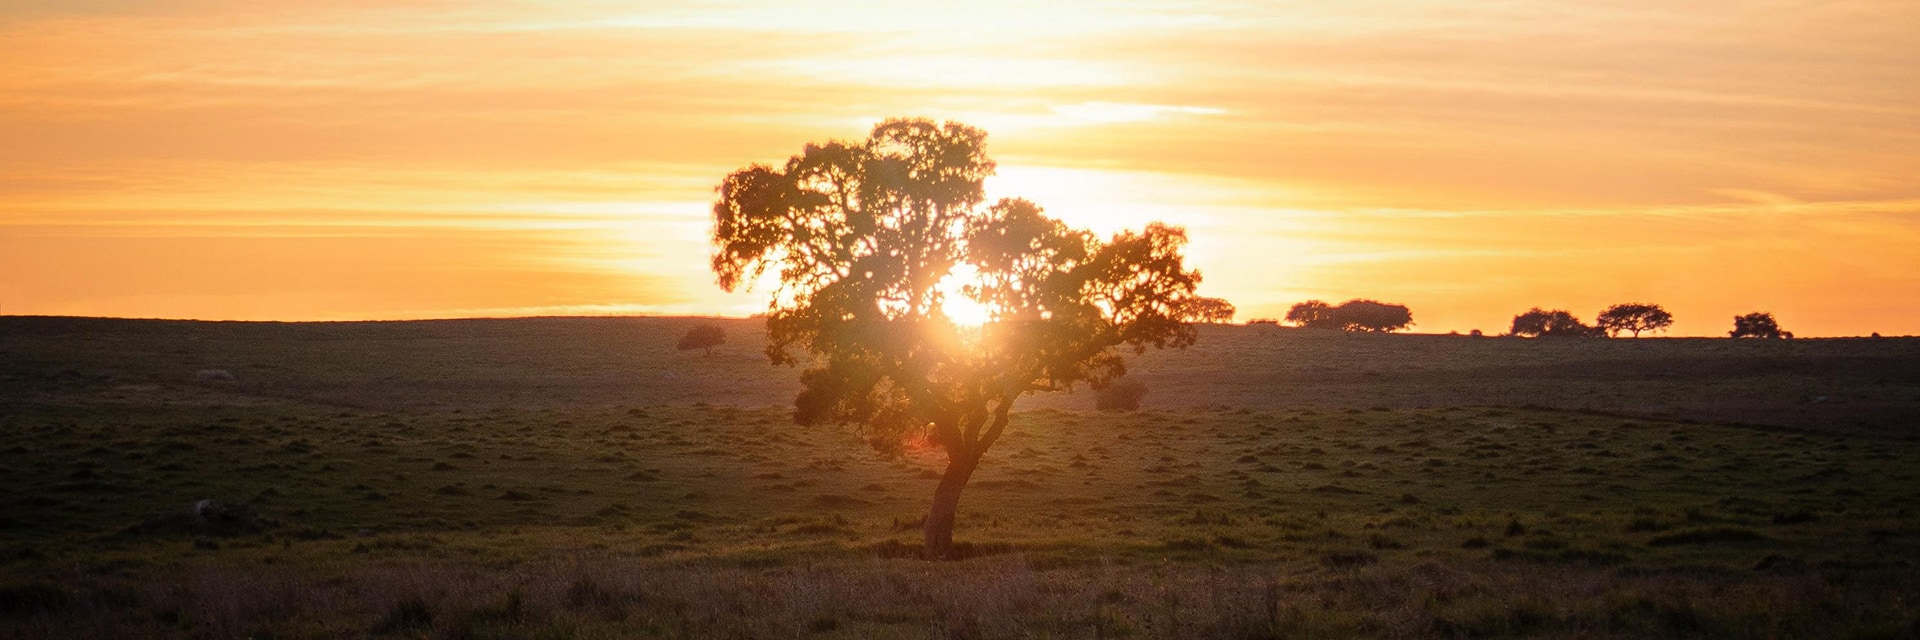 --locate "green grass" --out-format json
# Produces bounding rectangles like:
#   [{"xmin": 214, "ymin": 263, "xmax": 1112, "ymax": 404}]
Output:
[{"xmin": 1, "ymin": 316, "xmax": 1917, "ymax": 637}]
